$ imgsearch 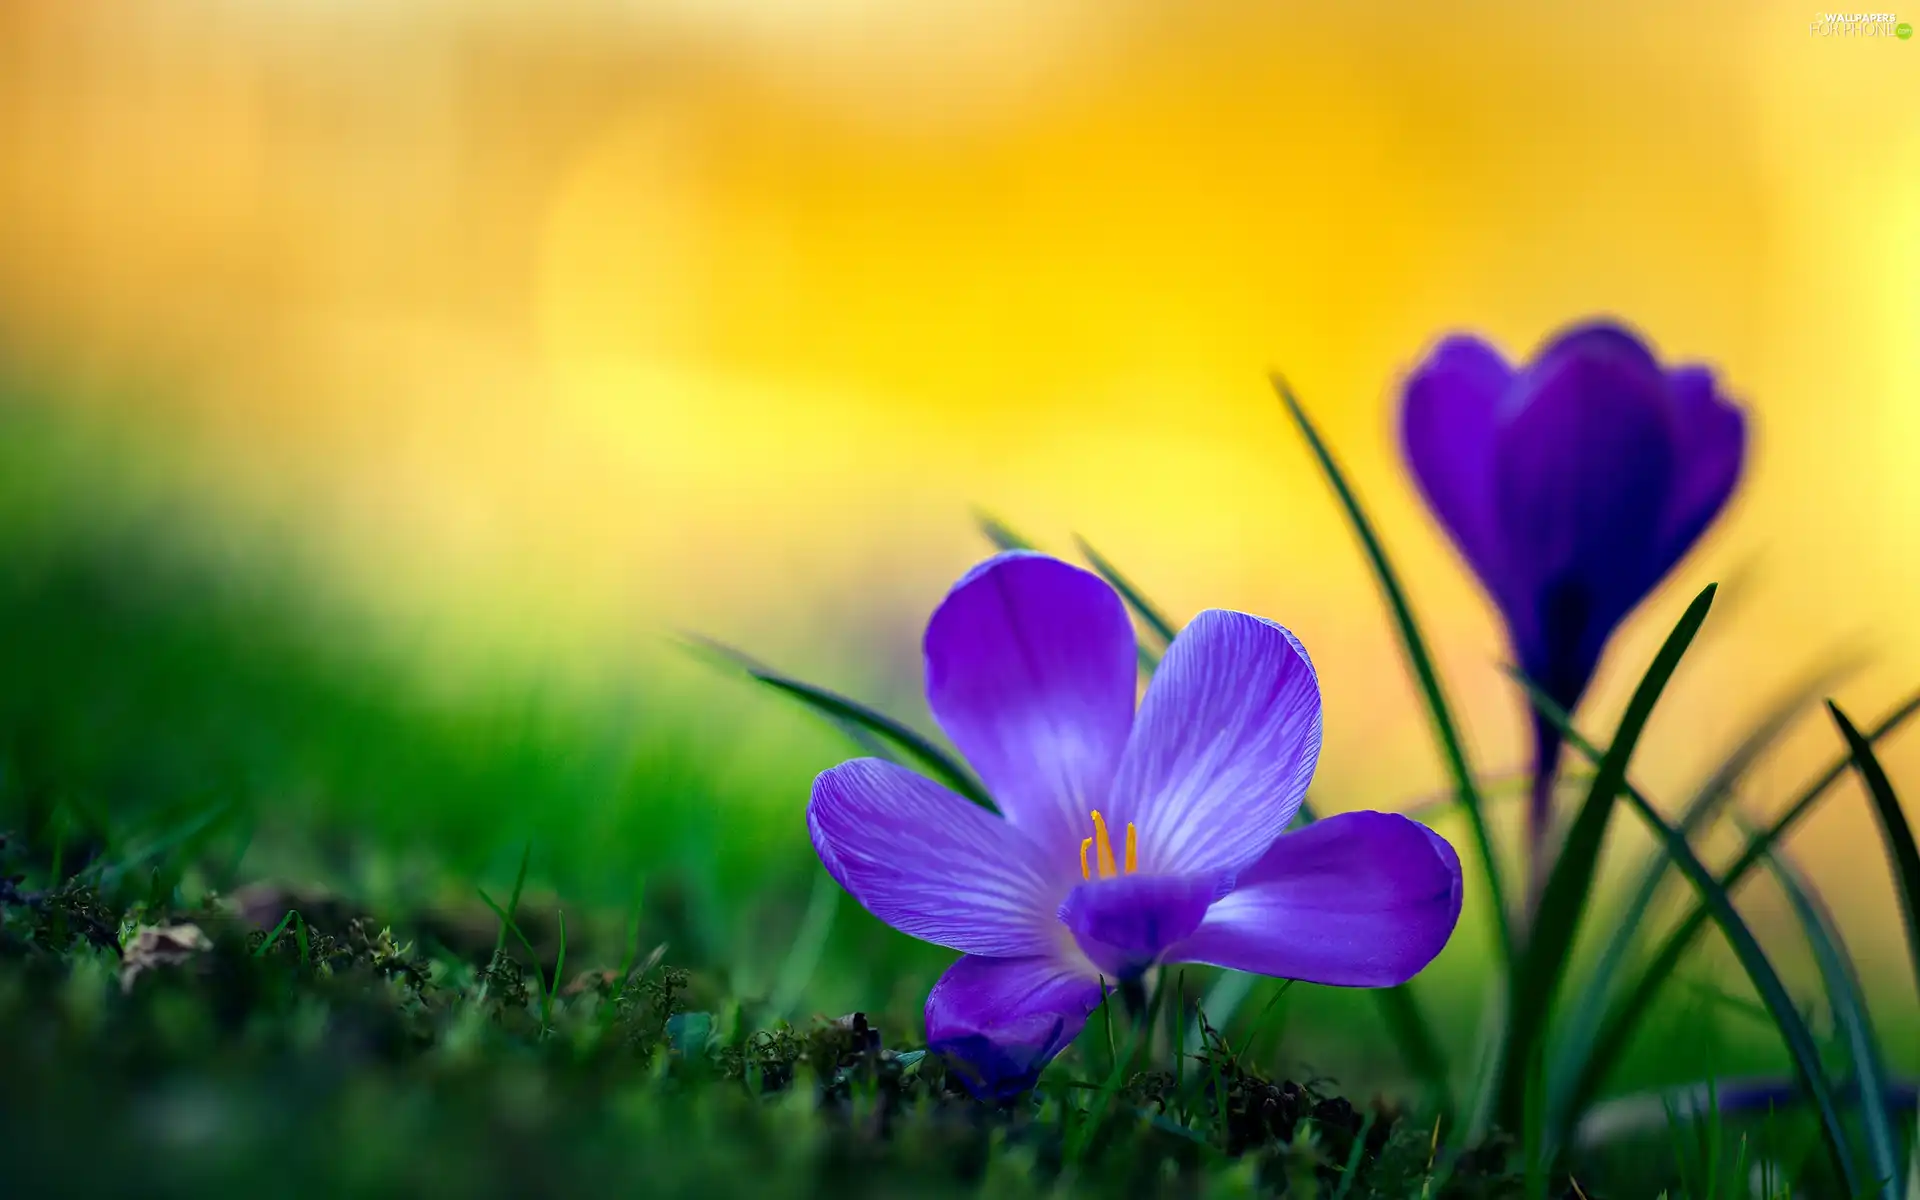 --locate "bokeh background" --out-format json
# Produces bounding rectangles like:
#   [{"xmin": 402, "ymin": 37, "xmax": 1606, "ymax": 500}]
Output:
[{"xmin": 1, "ymin": 0, "xmax": 1917, "ymax": 1068}]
